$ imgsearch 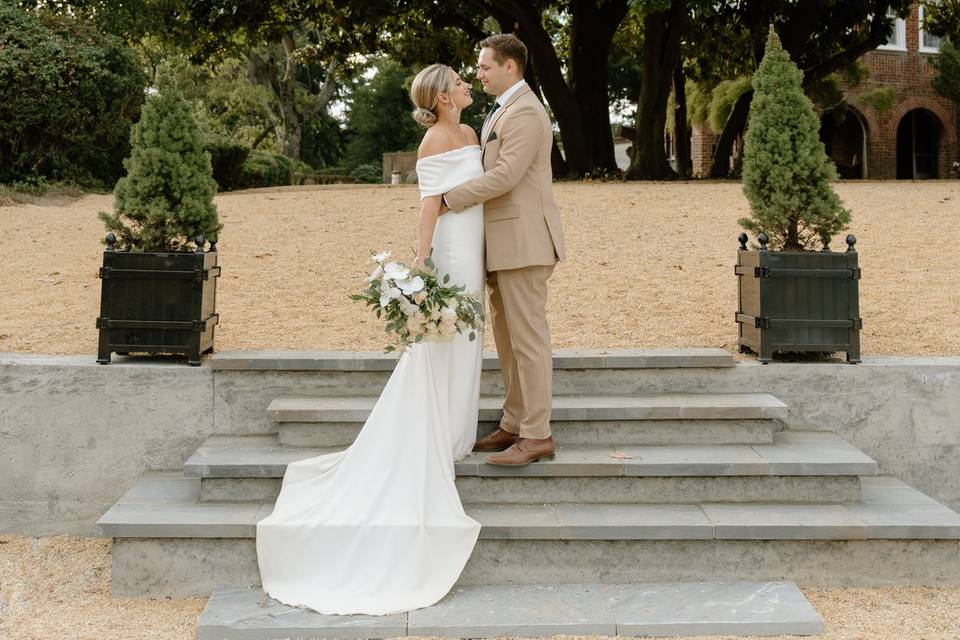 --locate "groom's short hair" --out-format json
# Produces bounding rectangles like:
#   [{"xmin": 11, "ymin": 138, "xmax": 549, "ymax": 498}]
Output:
[{"xmin": 479, "ymin": 34, "xmax": 527, "ymax": 75}]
